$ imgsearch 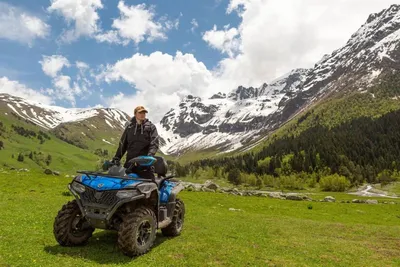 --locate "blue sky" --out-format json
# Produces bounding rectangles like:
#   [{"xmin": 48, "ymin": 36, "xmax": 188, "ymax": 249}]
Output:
[
  {"xmin": 0, "ymin": 0, "xmax": 240, "ymax": 108},
  {"xmin": 0, "ymin": 0, "xmax": 398, "ymax": 121}
]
